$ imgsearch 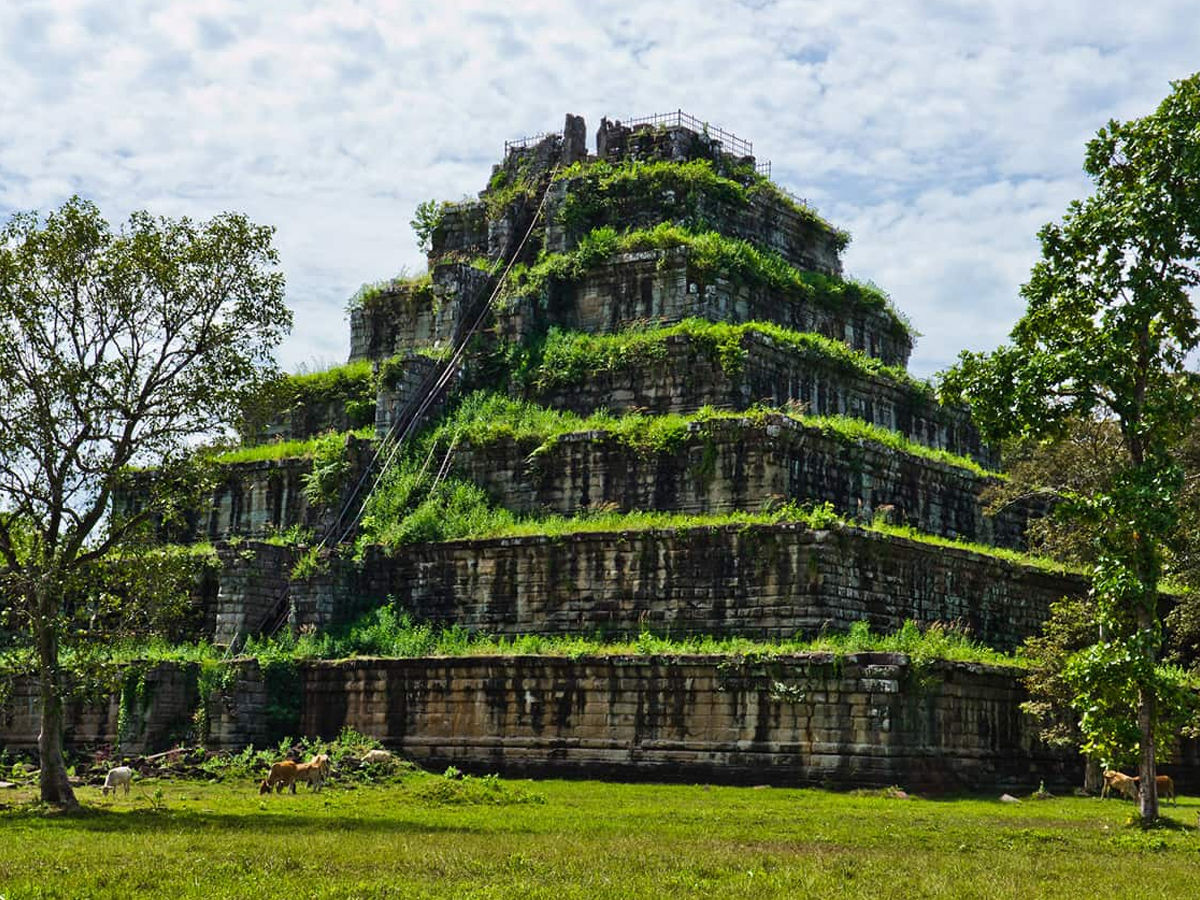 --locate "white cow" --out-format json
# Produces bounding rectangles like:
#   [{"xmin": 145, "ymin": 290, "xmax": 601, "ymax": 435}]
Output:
[{"xmin": 102, "ymin": 766, "xmax": 134, "ymax": 797}]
